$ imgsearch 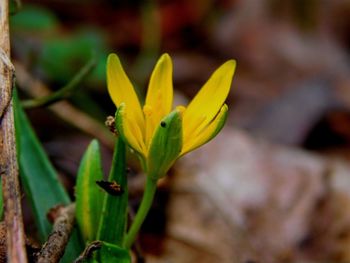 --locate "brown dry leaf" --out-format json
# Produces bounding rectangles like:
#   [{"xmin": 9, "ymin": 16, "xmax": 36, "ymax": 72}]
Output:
[
  {"xmin": 208, "ymin": 0, "xmax": 350, "ymax": 143},
  {"xmin": 145, "ymin": 128, "xmax": 350, "ymax": 263}
]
